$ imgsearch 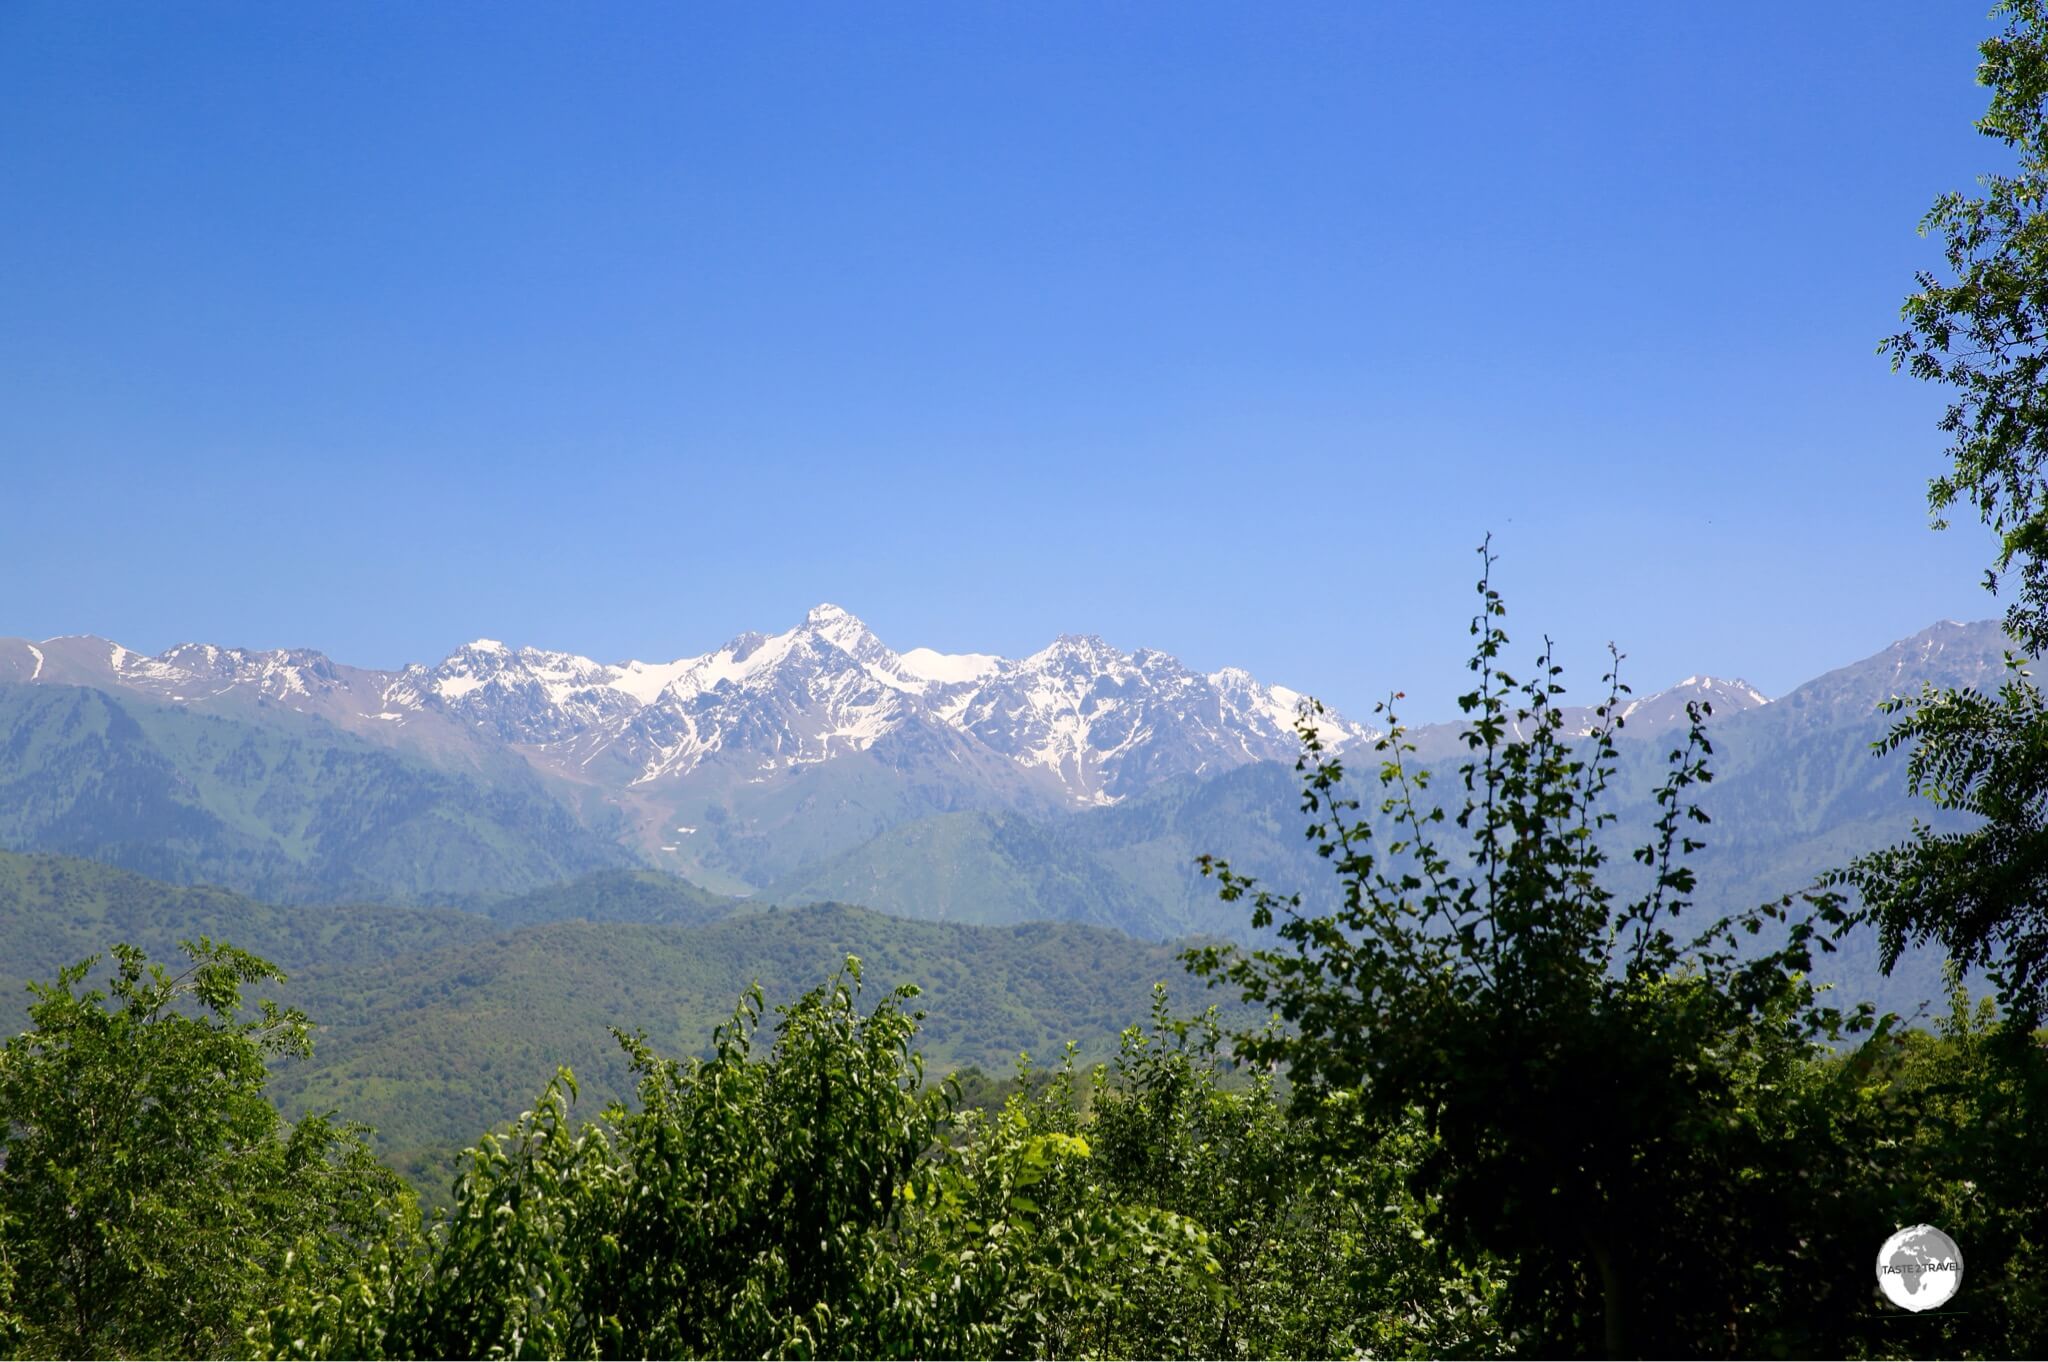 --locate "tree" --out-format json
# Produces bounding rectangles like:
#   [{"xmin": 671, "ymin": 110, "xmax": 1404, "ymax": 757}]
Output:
[
  {"xmin": 0, "ymin": 940, "xmax": 403, "ymax": 1359},
  {"xmin": 1082, "ymin": 988, "xmax": 1504, "ymax": 1359},
  {"xmin": 260, "ymin": 957, "xmax": 961, "ymax": 1359},
  {"xmin": 258, "ymin": 963, "xmax": 1244, "ymax": 1361},
  {"xmin": 1187, "ymin": 543, "xmax": 1880, "ymax": 1357},
  {"xmin": 1855, "ymin": 0, "xmax": 2048, "ymax": 1020}
]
